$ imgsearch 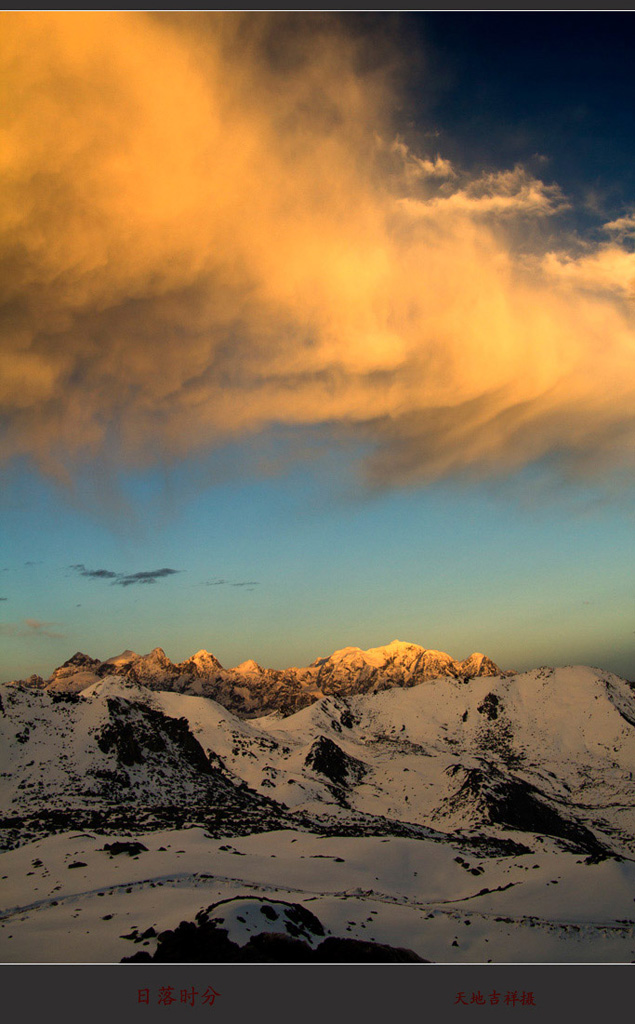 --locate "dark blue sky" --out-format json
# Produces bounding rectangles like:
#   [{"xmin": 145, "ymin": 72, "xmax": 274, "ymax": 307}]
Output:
[{"xmin": 402, "ymin": 13, "xmax": 635, "ymax": 230}]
